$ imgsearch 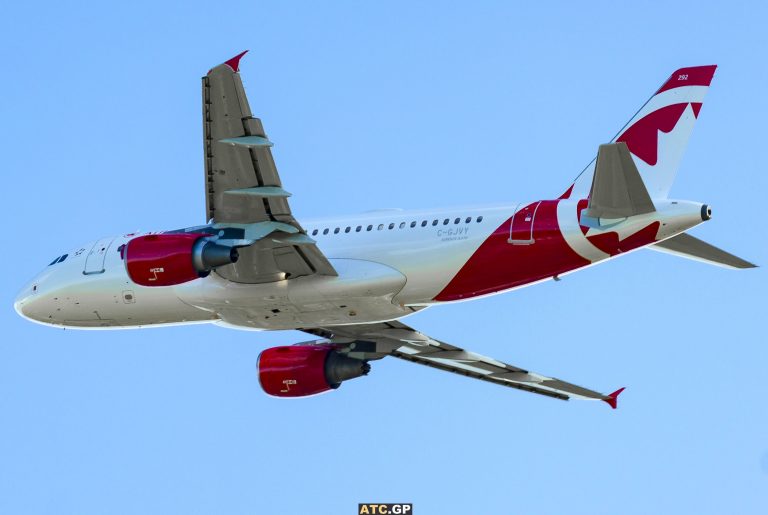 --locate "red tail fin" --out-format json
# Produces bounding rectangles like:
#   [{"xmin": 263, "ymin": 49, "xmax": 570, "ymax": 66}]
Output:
[{"xmin": 564, "ymin": 65, "xmax": 717, "ymax": 200}]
